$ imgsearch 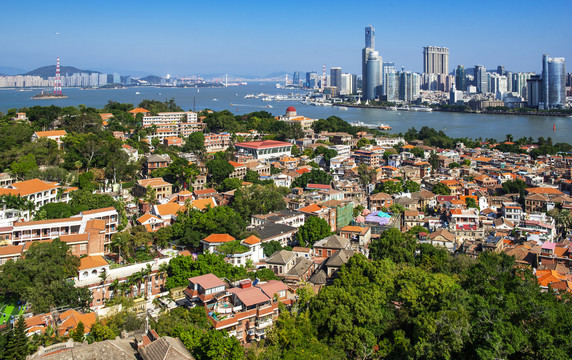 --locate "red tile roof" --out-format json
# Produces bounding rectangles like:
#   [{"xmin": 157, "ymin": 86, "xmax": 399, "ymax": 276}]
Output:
[{"xmin": 234, "ymin": 140, "xmax": 292, "ymax": 149}]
